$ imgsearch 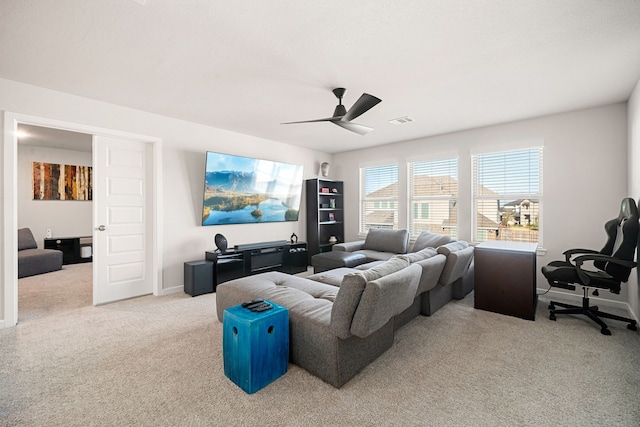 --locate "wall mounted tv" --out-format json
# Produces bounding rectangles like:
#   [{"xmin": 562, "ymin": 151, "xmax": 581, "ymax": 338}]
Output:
[{"xmin": 202, "ymin": 151, "xmax": 304, "ymax": 226}]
